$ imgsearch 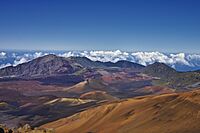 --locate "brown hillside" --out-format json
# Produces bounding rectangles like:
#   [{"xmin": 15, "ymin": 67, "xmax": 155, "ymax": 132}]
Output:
[
  {"xmin": 80, "ymin": 91, "xmax": 118, "ymax": 101},
  {"xmin": 42, "ymin": 89, "xmax": 200, "ymax": 133}
]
